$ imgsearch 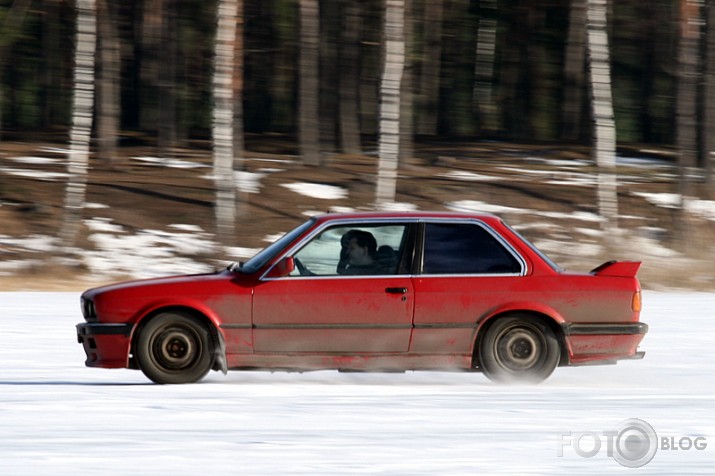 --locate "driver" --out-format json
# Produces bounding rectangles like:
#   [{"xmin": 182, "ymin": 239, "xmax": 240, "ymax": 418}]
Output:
[{"xmin": 340, "ymin": 230, "xmax": 379, "ymax": 275}]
